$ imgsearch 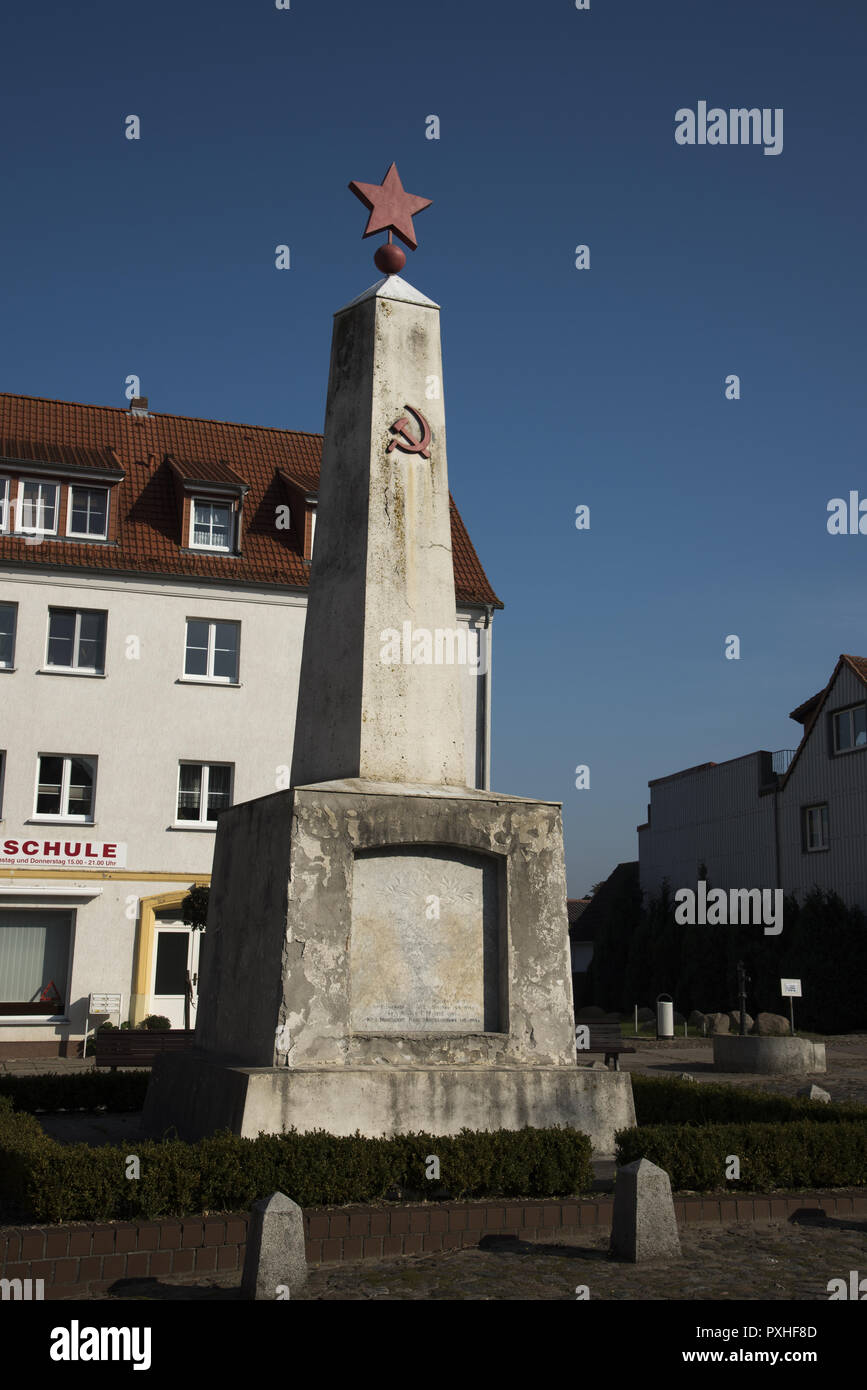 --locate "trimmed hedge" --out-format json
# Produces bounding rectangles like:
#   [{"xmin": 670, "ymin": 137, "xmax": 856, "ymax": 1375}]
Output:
[
  {"xmin": 0, "ymin": 1105, "xmax": 593, "ymax": 1223},
  {"xmin": 631, "ymin": 1076, "xmax": 867, "ymax": 1127},
  {"xmin": 615, "ymin": 1119, "xmax": 867, "ymax": 1192},
  {"xmin": 0, "ymin": 1071, "xmax": 149, "ymax": 1115}
]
